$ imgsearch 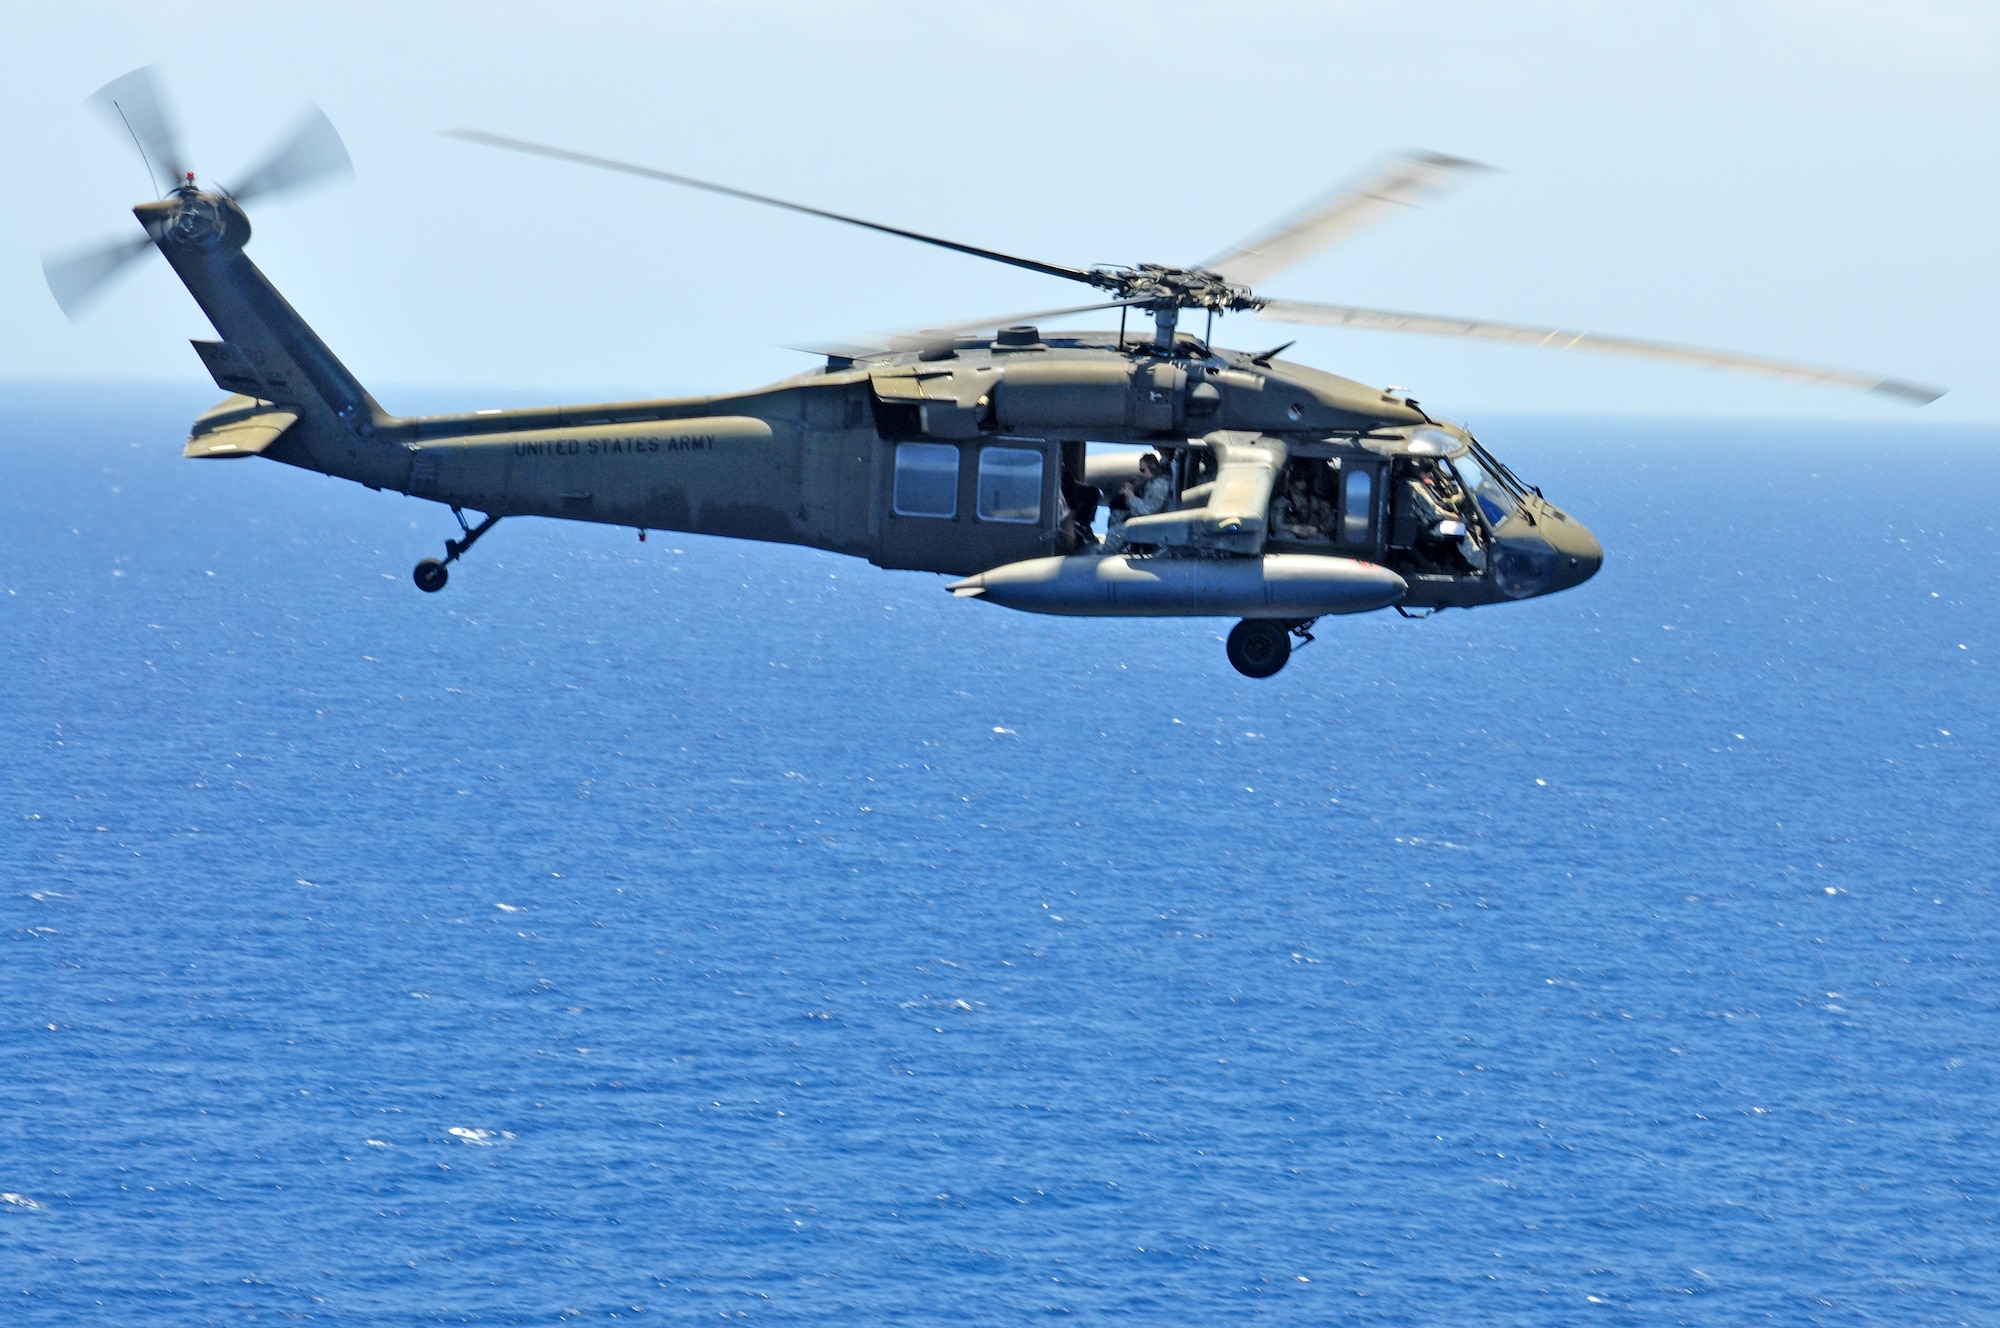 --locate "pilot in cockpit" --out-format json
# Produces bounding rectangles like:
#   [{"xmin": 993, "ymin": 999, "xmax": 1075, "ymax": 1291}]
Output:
[{"xmin": 1404, "ymin": 459, "xmax": 1485, "ymax": 571}]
